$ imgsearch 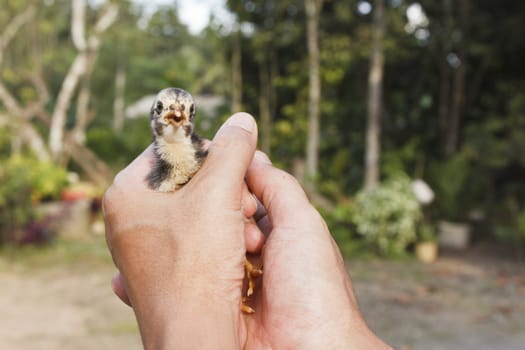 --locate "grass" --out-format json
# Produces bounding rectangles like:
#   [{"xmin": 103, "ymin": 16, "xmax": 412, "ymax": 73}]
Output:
[{"xmin": 0, "ymin": 235, "xmax": 113, "ymax": 272}]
